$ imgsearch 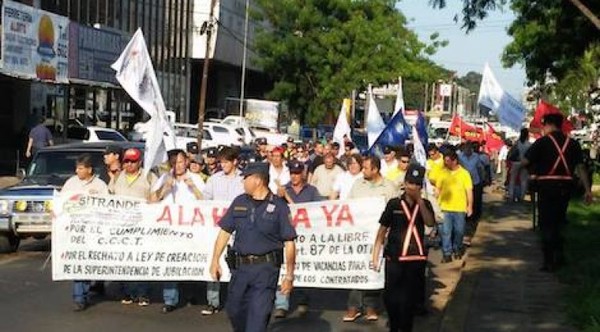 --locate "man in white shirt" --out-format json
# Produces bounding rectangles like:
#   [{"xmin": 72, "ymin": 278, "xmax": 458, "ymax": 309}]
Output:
[
  {"xmin": 268, "ymin": 147, "xmax": 291, "ymax": 195},
  {"xmin": 61, "ymin": 154, "xmax": 109, "ymax": 312},
  {"xmin": 151, "ymin": 149, "xmax": 205, "ymax": 313},
  {"xmin": 200, "ymin": 146, "xmax": 244, "ymax": 315},
  {"xmin": 310, "ymin": 152, "xmax": 345, "ymax": 198}
]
